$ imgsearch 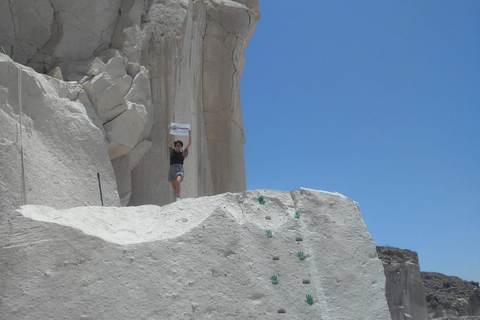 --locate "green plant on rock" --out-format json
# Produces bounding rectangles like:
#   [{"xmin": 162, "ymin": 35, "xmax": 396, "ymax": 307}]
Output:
[
  {"xmin": 294, "ymin": 212, "xmax": 301, "ymax": 219},
  {"xmin": 258, "ymin": 196, "xmax": 266, "ymax": 205},
  {"xmin": 297, "ymin": 251, "xmax": 307, "ymax": 260},
  {"xmin": 306, "ymin": 294, "xmax": 314, "ymax": 305},
  {"xmin": 265, "ymin": 229, "xmax": 273, "ymax": 238},
  {"xmin": 270, "ymin": 275, "xmax": 279, "ymax": 284}
]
